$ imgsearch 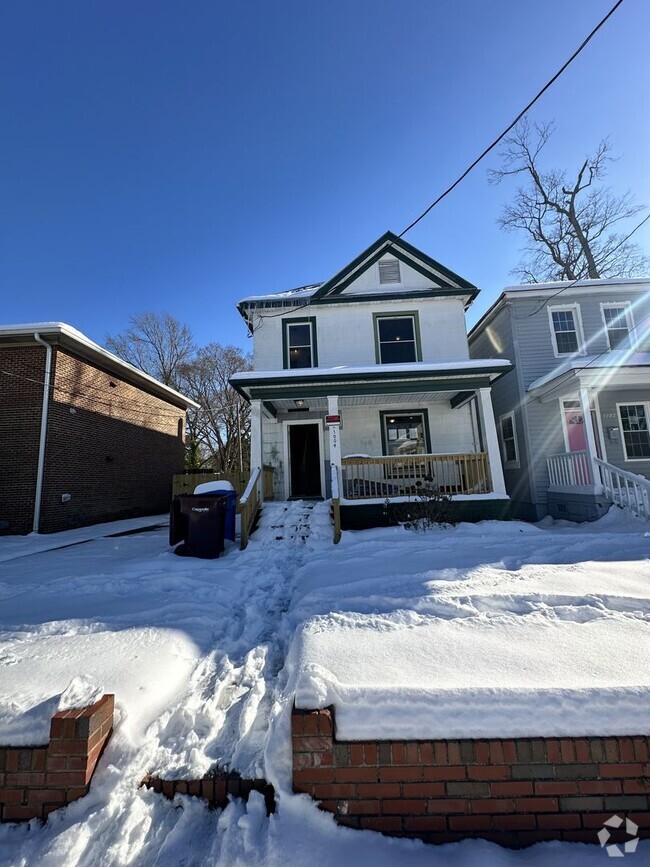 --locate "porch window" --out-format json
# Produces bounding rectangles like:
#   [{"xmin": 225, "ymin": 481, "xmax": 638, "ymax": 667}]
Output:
[
  {"xmin": 373, "ymin": 313, "xmax": 421, "ymax": 364},
  {"xmin": 381, "ymin": 411, "xmax": 430, "ymax": 457},
  {"xmin": 548, "ymin": 305, "xmax": 584, "ymax": 356},
  {"xmin": 602, "ymin": 303, "xmax": 633, "ymax": 350},
  {"xmin": 283, "ymin": 318, "xmax": 318, "ymax": 369},
  {"xmin": 498, "ymin": 411, "xmax": 519, "ymax": 467},
  {"xmin": 617, "ymin": 403, "xmax": 650, "ymax": 460}
]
